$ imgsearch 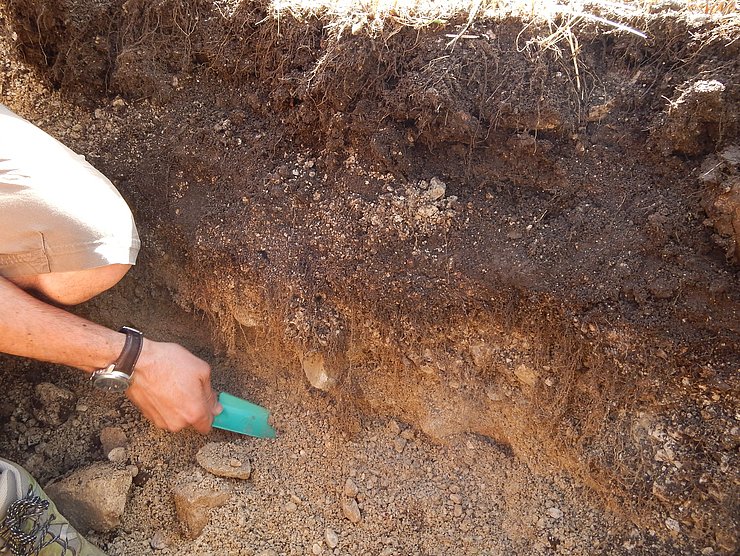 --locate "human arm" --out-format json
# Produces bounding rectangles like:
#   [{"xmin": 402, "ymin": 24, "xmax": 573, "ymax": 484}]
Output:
[{"xmin": 0, "ymin": 275, "xmax": 220, "ymax": 433}]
